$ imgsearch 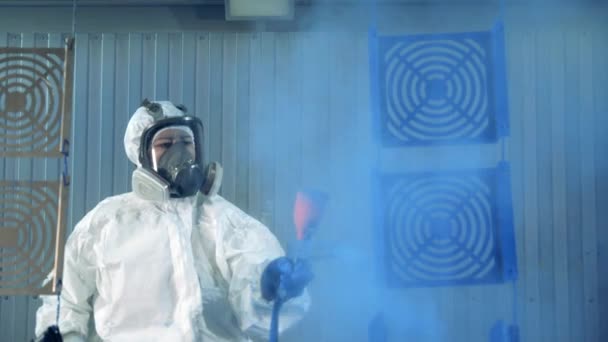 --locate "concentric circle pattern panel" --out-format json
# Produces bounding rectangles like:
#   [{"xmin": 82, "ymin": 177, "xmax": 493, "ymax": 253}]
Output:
[
  {"xmin": 379, "ymin": 165, "xmax": 515, "ymax": 287},
  {"xmin": 0, "ymin": 42, "xmax": 73, "ymax": 296},
  {"xmin": 374, "ymin": 28, "xmax": 508, "ymax": 146},
  {"xmin": 0, "ymin": 181, "xmax": 60, "ymax": 292},
  {"xmin": 0, "ymin": 48, "xmax": 69, "ymax": 157}
]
